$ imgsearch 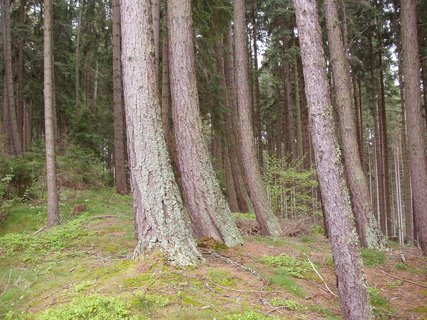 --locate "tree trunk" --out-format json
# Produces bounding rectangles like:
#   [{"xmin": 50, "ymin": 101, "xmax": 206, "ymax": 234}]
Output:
[
  {"xmin": 44, "ymin": 0, "xmax": 60, "ymax": 228},
  {"xmin": 151, "ymin": 0, "xmax": 160, "ymax": 75},
  {"xmin": 2, "ymin": 0, "xmax": 23, "ymax": 156},
  {"xmin": 75, "ymin": 2, "xmax": 82, "ymax": 112},
  {"xmin": 223, "ymin": 31, "xmax": 251, "ymax": 213},
  {"xmin": 401, "ymin": 0, "xmax": 427, "ymax": 254},
  {"xmin": 167, "ymin": 0, "xmax": 243, "ymax": 246},
  {"xmin": 283, "ymin": 55, "xmax": 296, "ymax": 160},
  {"xmin": 112, "ymin": 0, "xmax": 129, "ymax": 195},
  {"xmin": 294, "ymin": 0, "xmax": 371, "ymax": 318},
  {"xmin": 120, "ymin": 0, "xmax": 202, "ymax": 265},
  {"xmin": 324, "ymin": 0, "xmax": 385, "ymax": 249},
  {"xmin": 17, "ymin": 0, "xmax": 26, "ymax": 152},
  {"xmin": 234, "ymin": 0, "xmax": 282, "ymax": 236},
  {"xmin": 252, "ymin": 5, "xmax": 263, "ymax": 168}
]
